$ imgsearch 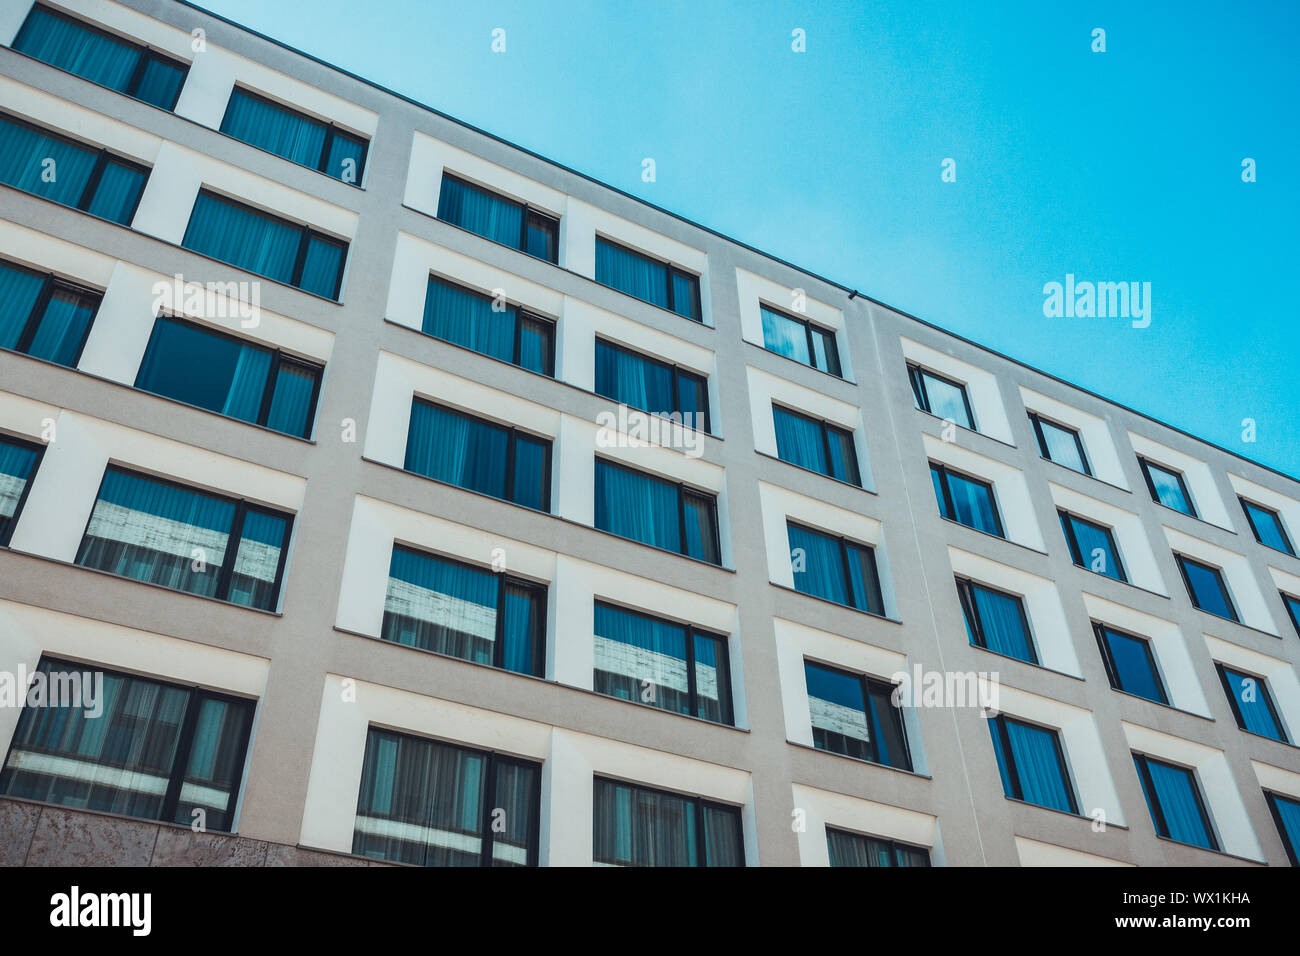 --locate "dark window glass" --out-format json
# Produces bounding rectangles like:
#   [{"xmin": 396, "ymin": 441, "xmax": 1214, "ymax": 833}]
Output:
[
  {"xmin": 1139, "ymin": 458, "xmax": 1196, "ymax": 516},
  {"xmin": 957, "ymin": 578, "xmax": 1036, "ymax": 663},
  {"xmin": 419, "ymin": 275, "xmax": 554, "ymax": 376},
  {"xmin": 0, "ymin": 434, "xmax": 42, "ymax": 547},
  {"xmin": 826, "ymin": 829, "xmax": 930, "ymax": 867},
  {"xmin": 804, "ymin": 661, "xmax": 911, "ymax": 770},
  {"xmin": 773, "ymin": 405, "xmax": 859, "ymax": 484},
  {"xmin": 1175, "ymin": 555, "xmax": 1237, "ymax": 621},
  {"xmin": 1217, "ymin": 664, "xmax": 1288, "ymax": 742},
  {"xmin": 759, "ymin": 305, "xmax": 841, "ymax": 377},
  {"xmin": 74, "ymin": 466, "xmax": 292, "ymax": 610},
  {"xmin": 1240, "ymin": 498, "xmax": 1294, "ymax": 555},
  {"xmin": 592, "ymin": 777, "xmax": 743, "ymax": 866},
  {"xmin": 594, "ymin": 459, "xmax": 719, "ymax": 564},
  {"xmin": 436, "ymin": 174, "xmax": 558, "ymax": 263},
  {"xmin": 787, "ymin": 522, "xmax": 884, "ymax": 615},
  {"xmin": 1030, "ymin": 413, "xmax": 1090, "ymax": 475},
  {"xmin": 988, "ymin": 714, "xmax": 1077, "ymax": 814},
  {"xmin": 1095, "ymin": 624, "xmax": 1167, "ymax": 704},
  {"xmin": 0, "ymin": 657, "xmax": 253, "ymax": 831},
  {"xmin": 594, "ymin": 339, "xmax": 710, "ymax": 432},
  {"xmin": 595, "ymin": 237, "xmax": 699, "ymax": 321},
  {"xmin": 353, "ymin": 727, "xmax": 539, "ymax": 866},
  {"xmin": 1265, "ymin": 791, "xmax": 1300, "ymax": 867},
  {"xmin": 220, "ymin": 88, "xmax": 367, "ymax": 185},
  {"xmin": 1283, "ymin": 593, "xmax": 1300, "ymax": 639},
  {"xmin": 0, "ymin": 258, "xmax": 100, "ymax": 367},
  {"xmin": 1059, "ymin": 511, "xmax": 1127, "ymax": 582},
  {"xmin": 1133, "ymin": 753, "xmax": 1218, "ymax": 850},
  {"xmin": 908, "ymin": 364, "xmax": 973, "ymax": 430},
  {"xmin": 931, "ymin": 462, "xmax": 1002, "ymax": 536}
]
